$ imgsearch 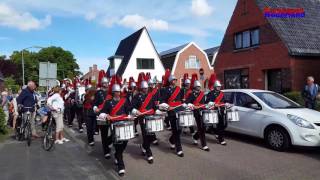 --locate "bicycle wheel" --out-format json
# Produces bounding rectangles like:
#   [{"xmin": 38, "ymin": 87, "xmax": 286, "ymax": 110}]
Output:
[
  {"xmin": 43, "ymin": 125, "xmax": 55, "ymax": 151},
  {"xmin": 26, "ymin": 122, "xmax": 32, "ymax": 146}
]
